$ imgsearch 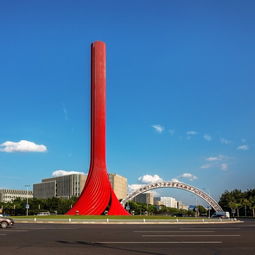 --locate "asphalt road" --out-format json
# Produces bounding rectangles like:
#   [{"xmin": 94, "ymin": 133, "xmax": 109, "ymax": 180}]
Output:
[{"xmin": 1, "ymin": 221, "xmax": 255, "ymax": 255}]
